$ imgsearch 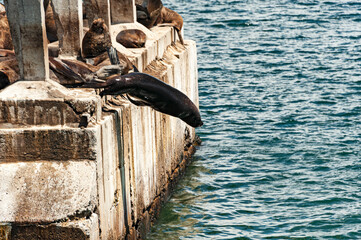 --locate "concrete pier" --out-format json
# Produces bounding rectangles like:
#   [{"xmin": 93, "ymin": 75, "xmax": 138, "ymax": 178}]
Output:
[{"xmin": 0, "ymin": 0, "xmax": 199, "ymax": 239}]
